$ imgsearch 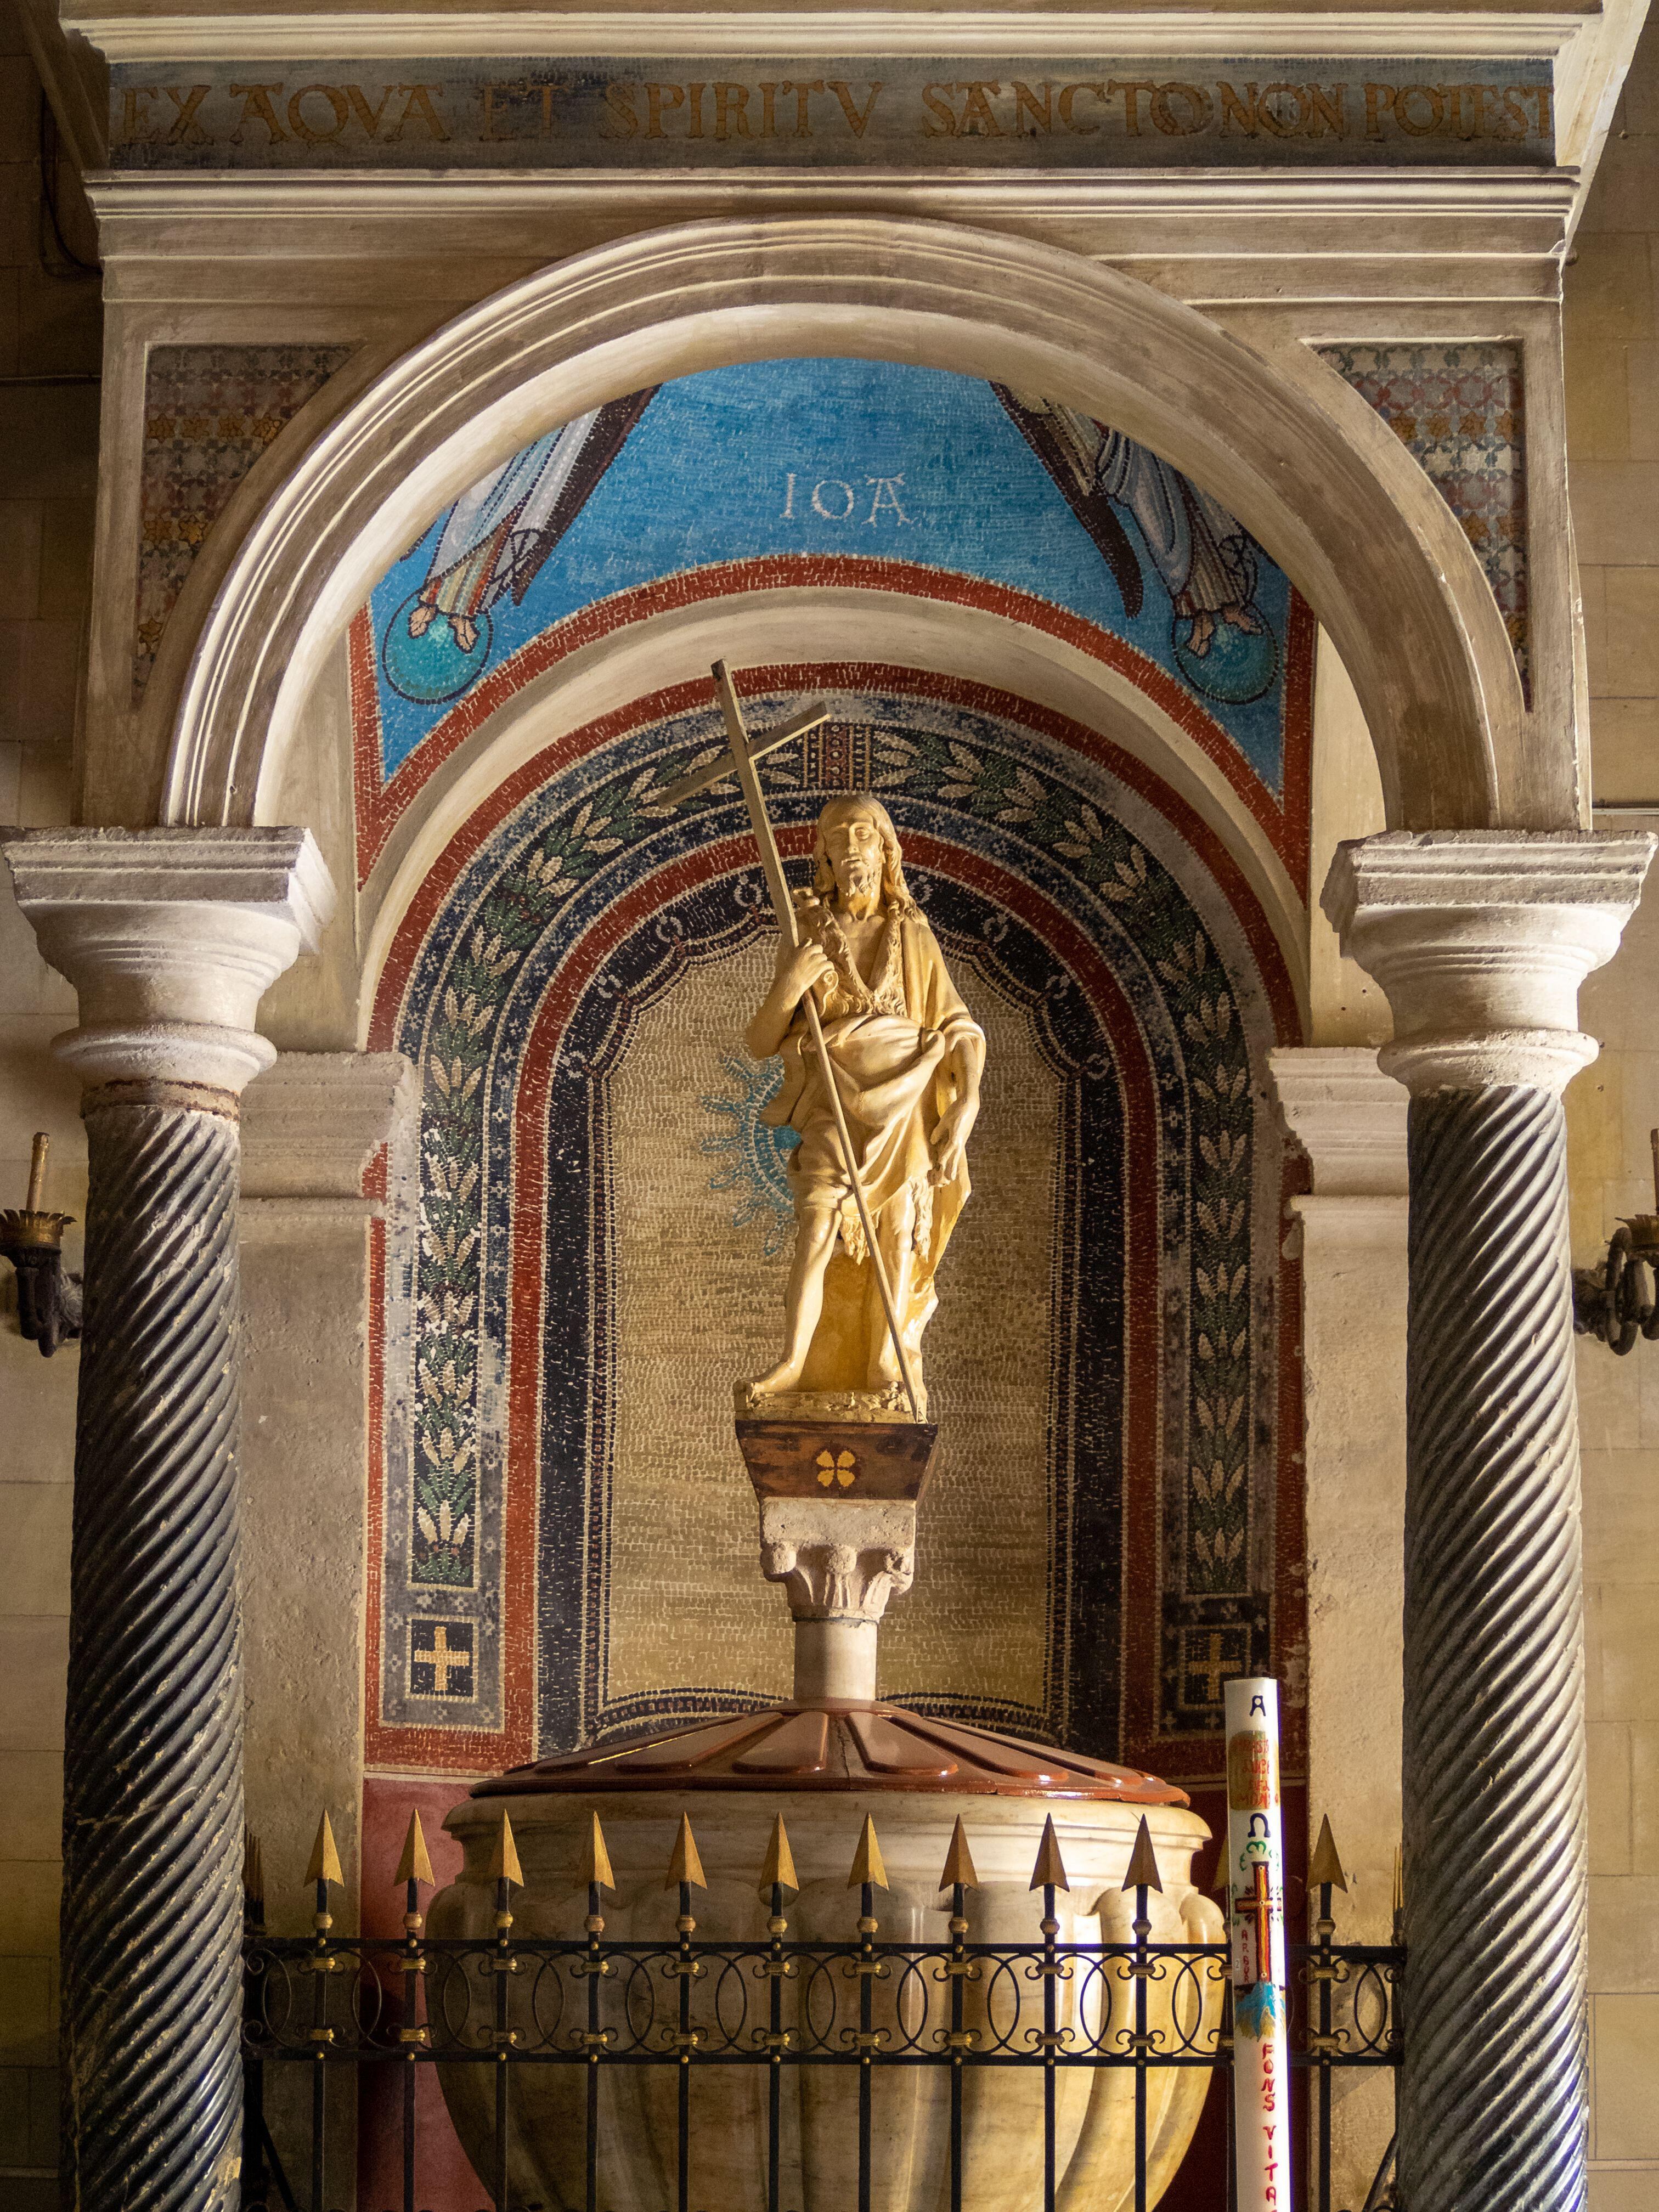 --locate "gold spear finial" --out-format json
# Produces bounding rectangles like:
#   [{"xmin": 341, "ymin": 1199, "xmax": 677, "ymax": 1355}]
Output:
[
  {"xmin": 759, "ymin": 1814, "xmax": 799, "ymax": 1898},
  {"xmin": 304, "ymin": 1810, "xmax": 344, "ymax": 1889},
  {"xmin": 666, "ymin": 1813, "xmax": 708, "ymax": 1892},
  {"xmin": 938, "ymin": 1816, "xmax": 979, "ymax": 1894},
  {"xmin": 848, "ymin": 1814, "xmax": 889, "ymax": 1891},
  {"xmin": 1029, "ymin": 1814, "xmax": 1070, "ymax": 1893},
  {"xmin": 393, "ymin": 1809, "xmax": 435, "ymax": 1889},
  {"xmin": 1122, "ymin": 1815, "xmax": 1163, "ymax": 1894},
  {"xmin": 579, "ymin": 1809, "xmax": 615, "ymax": 1894},
  {"xmin": 487, "ymin": 1809, "xmax": 523, "ymax": 1888},
  {"xmin": 1308, "ymin": 1815, "xmax": 1350, "ymax": 1894}
]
